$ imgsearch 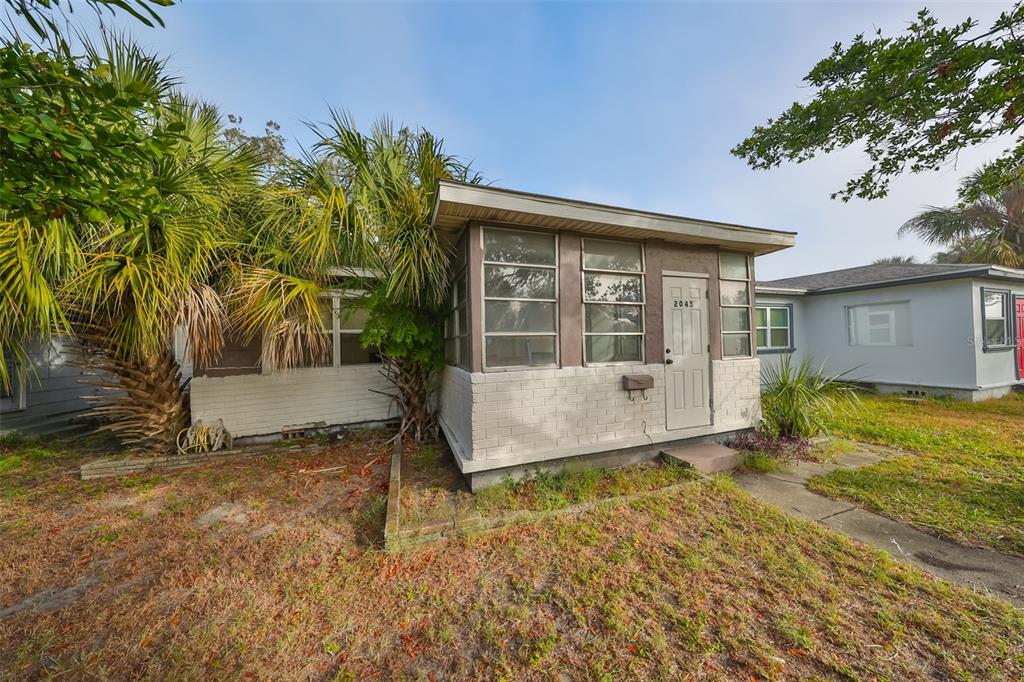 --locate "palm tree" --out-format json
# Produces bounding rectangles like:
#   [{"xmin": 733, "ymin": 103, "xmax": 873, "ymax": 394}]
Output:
[
  {"xmin": 900, "ymin": 167, "xmax": 1024, "ymax": 267},
  {"xmin": 872, "ymin": 256, "xmax": 918, "ymax": 265},
  {"xmin": 306, "ymin": 113, "xmax": 484, "ymax": 442}
]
